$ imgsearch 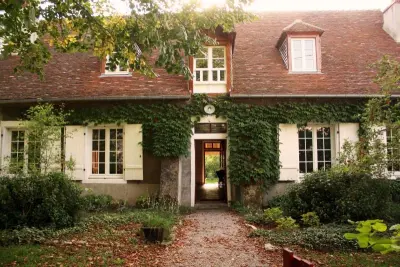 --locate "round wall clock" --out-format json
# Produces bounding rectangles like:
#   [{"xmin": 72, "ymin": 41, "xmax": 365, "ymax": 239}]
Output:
[{"xmin": 204, "ymin": 104, "xmax": 216, "ymax": 115}]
